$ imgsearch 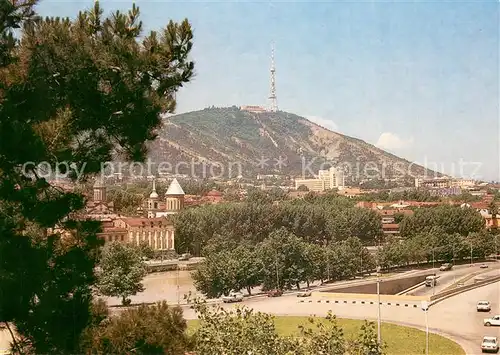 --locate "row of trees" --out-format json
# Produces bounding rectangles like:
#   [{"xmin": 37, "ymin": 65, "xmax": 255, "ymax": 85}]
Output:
[
  {"xmin": 192, "ymin": 226, "xmax": 498, "ymax": 298},
  {"xmin": 175, "ymin": 194, "xmax": 488, "ymax": 256},
  {"xmin": 399, "ymin": 204, "xmax": 486, "ymax": 238},
  {"xmin": 174, "ymin": 194, "xmax": 383, "ymax": 255},
  {"xmin": 378, "ymin": 230, "xmax": 497, "ymax": 269},
  {"xmin": 192, "ymin": 228, "xmax": 376, "ymax": 298}
]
